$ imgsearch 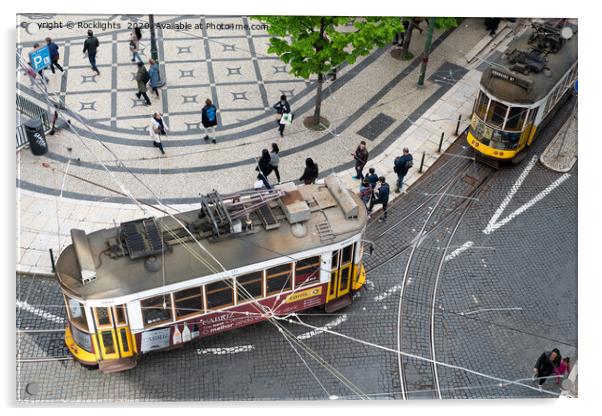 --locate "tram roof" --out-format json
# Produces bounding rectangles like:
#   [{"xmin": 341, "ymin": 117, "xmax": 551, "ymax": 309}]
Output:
[
  {"xmin": 480, "ymin": 21, "xmax": 577, "ymax": 104},
  {"xmin": 55, "ymin": 177, "xmax": 368, "ymax": 301}
]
